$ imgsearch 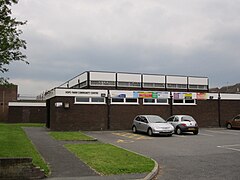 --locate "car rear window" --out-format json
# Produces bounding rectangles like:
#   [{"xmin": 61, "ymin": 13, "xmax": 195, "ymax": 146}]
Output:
[{"xmin": 181, "ymin": 116, "xmax": 195, "ymax": 122}]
